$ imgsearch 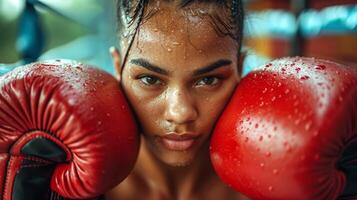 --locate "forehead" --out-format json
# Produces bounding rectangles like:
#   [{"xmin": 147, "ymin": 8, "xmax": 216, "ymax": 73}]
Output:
[{"xmin": 126, "ymin": 1, "xmax": 238, "ymax": 71}]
